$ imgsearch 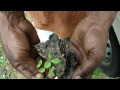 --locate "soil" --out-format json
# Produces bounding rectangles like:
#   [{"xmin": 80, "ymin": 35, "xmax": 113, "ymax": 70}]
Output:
[
  {"xmin": 25, "ymin": 11, "xmax": 77, "ymax": 79},
  {"xmin": 35, "ymin": 34, "xmax": 77, "ymax": 79},
  {"xmin": 1, "ymin": 12, "xmax": 76, "ymax": 79}
]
